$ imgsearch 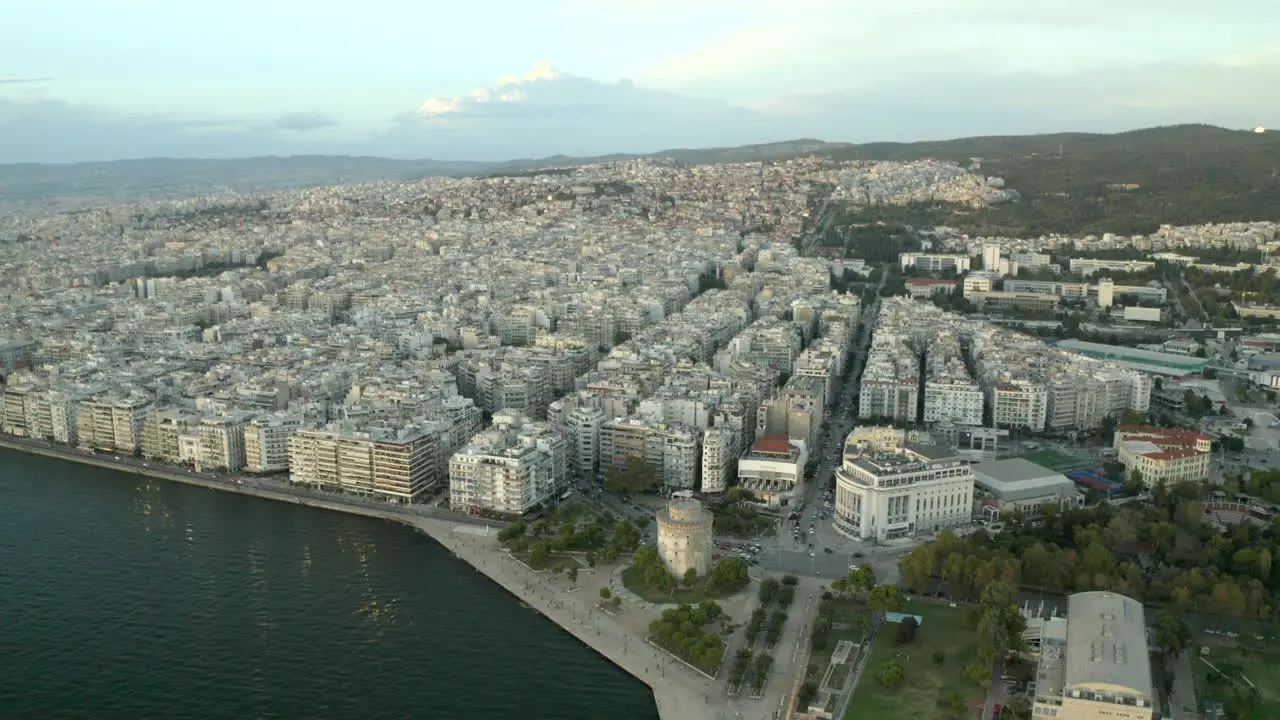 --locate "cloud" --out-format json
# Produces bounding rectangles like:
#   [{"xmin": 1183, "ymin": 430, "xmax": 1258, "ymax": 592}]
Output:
[
  {"xmin": 273, "ymin": 112, "xmax": 338, "ymax": 132},
  {"xmin": 0, "ymin": 98, "xmax": 345, "ymax": 163},
  {"xmin": 0, "ymin": 76, "xmax": 51, "ymax": 85},
  {"xmin": 418, "ymin": 62, "xmax": 557, "ymax": 117}
]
